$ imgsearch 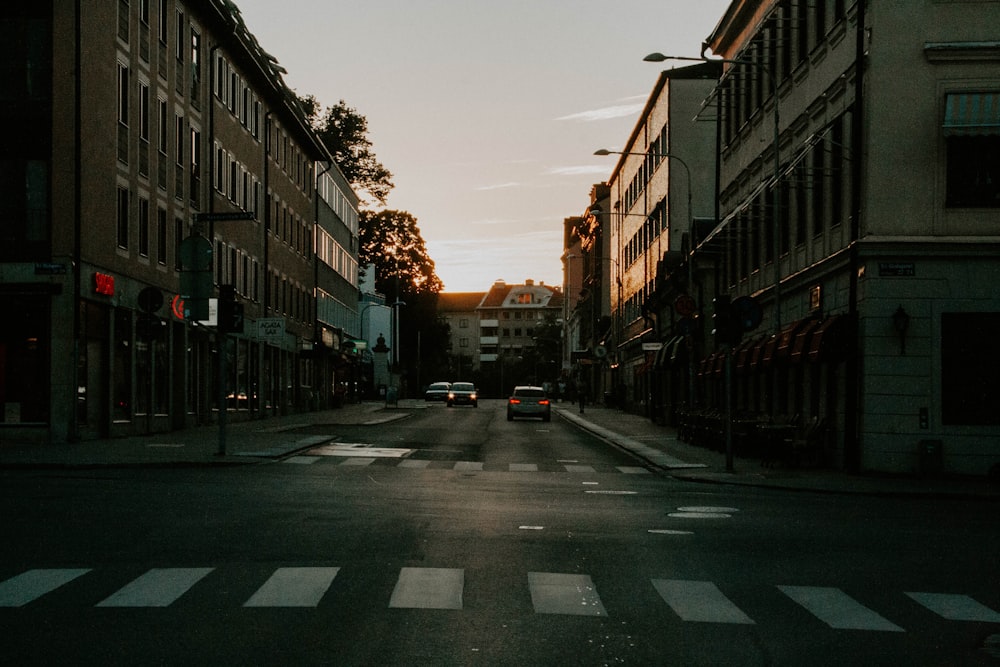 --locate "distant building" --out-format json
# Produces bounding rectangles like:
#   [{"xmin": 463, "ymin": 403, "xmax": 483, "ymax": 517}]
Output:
[{"xmin": 437, "ymin": 292, "xmax": 487, "ymax": 378}]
